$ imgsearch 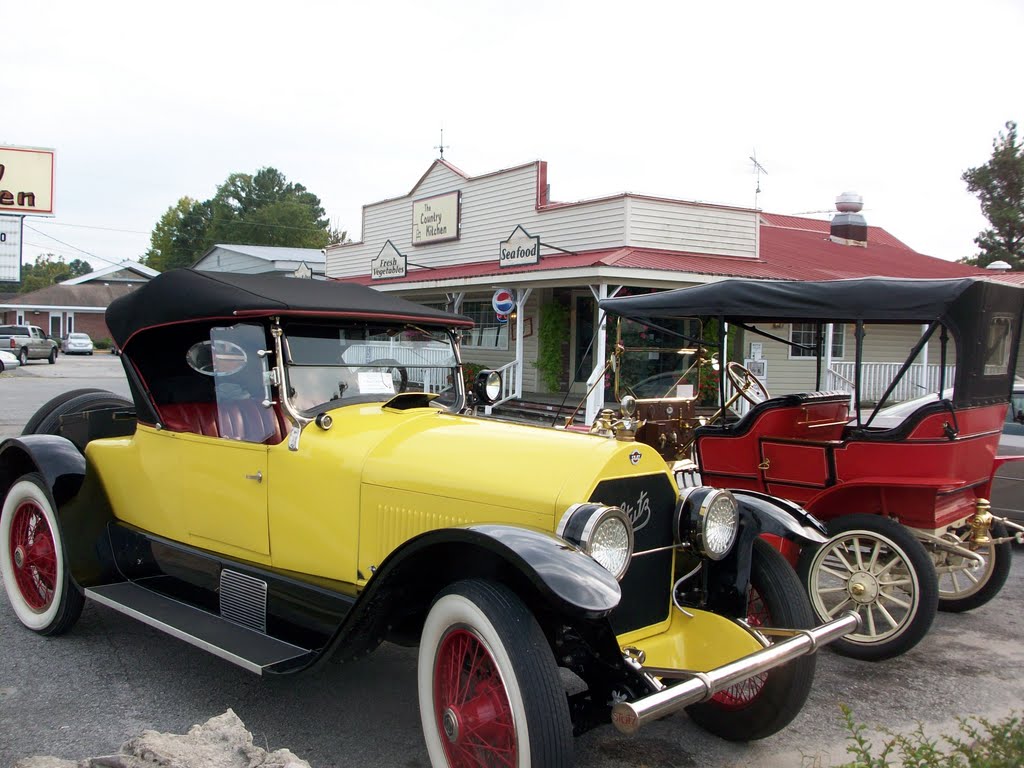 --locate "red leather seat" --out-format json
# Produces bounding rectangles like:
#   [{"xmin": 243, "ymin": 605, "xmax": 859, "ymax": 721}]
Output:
[
  {"xmin": 159, "ymin": 401, "xmax": 284, "ymax": 444},
  {"xmin": 160, "ymin": 402, "xmax": 220, "ymax": 437},
  {"xmin": 218, "ymin": 400, "xmax": 284, "ymax": 444}
]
